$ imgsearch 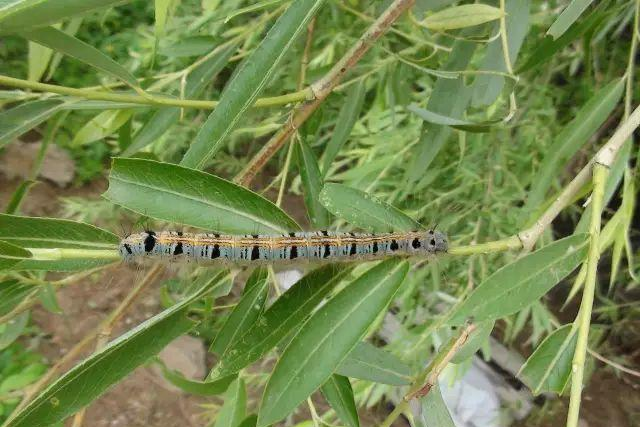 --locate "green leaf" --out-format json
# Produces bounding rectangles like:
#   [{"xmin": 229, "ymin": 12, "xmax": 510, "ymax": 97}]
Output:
[
  {"xmin": 319, "ymin": 183, "xmax": 421, "ymax": 232},
  {"xmin": 0, "ymin": 312, "xmax": 29, "ymax": 350},
  {"xmin": 0, "ymin": 363, "xmax": 46, "ymax": 393},
  {"xmin": 257, "ymin": 259, "xmax": 409, "ymax": 427},
  {"xmin": 0, "ymin": 214, "xmax": 119, "ymax": 271},
  {"xmin": 237, "ymin": 414, "xmax": 258, "ymax": 427},
  {"xmin": 71, "ymin": 110, "xmax": 134, "ymax": 146},
  {"xmin": 159, "ymin": 35, "xmax": 219, "ymax": 57},
  {"xmin": 406, "ymin": 36, "xmax": 476, "ymax": 183},
  {"xmin": 3, "ymin": 271, "xmax": 221, "ymax": 427},
  {"xmin": 210, "ymin": 268, "xmax": 269, "ymax": 355},
  {"xmin": 296, "ymin": 137, "xmax": 330, "ymax": 228},
  {"xmin": 322, "ymin": 80, "xmax": 366, "ymax": 174},
  {"xmin": 447, "ymin": 234, "xmax": 589, "ymax": 325},
  {"xmin": 0, "ymin": 99, "xmax": 66, "ymax": 148},
  {"xmin": 0, "ymin": 0, "xmax": 133, "ymax": 34},
  {"xmin": 450, "ymin": 320, "xmax": 495, "ymax": 364},
  {"xmin": 518, "ymin": 324, "xmax": 576, "ymax": 395},
  {"xmin": 157, "ymin": 360, "xmax": 236, "ymax": 396},
  {"xmin": 212, "ymin": 264, "xmax": 350, "ymax": 377},
  {"xmin": 154, "ymin": 0, "xmax": 172, "ymax": 41},
  {"xmin": 547, "ymin": 0, "xmax": 596, "ymax": 39},
  {"xmin": 336, "ymin": 341, "xmax": 412, "ymax": 386},
  {"xmin": 223, "ymin": 0, "xmax": 286, "ymax": 23},
  {"xmin": 320, "ymin": 375, "xmax": 359, "ymax": 427},
  {"xmin": 180, "ymin": 0, "xmax": 324, "ymax": 169},
  {"xmin": 516, "ymin": 3, "xmax": 611, "ymax": 72},
  {"xmin": 21, "ymin": 26, "xmax": 139, "ymax": 88},
  {"xmin": 414, "ymin": 384, "xmax": 455, "ymax": 427},
  {"xmin": 0, "ymin": 240, "xmax": 32, "ymax": 270},
  {"xmin": 471, "ymin": 0, "xmax": 529, "ymax": 107},
  {"xmin": 28, "ymin": 28, "xmax": 56, "ymax": 82},
  {"xmin": 123, "ymin": 43, "xmax": 236, "ymax": 156},
  {"xmin": 46, "ymin": 17, "xmax": 83, "ymax": 80},
  {"xmin": 5, "ymin": 180, "xmax": 37, "ymax": 215},
  {"xmin": 0, "ymin": 280, "xmax": 36, "ymax": 317},
  {"xmin": 38, "ymin": 283, "xmax": 63, "ymax": 314},
  {"xmin": 522, "ymin": 79, "xmax": 624, "ymax": 221},
  {"xmin": 104, "ymin": 158, "xmax": 299, "ymax": 234},
  {"xmin": 215, "ymin": 378, "xmax": 247, "ymax": 427},
  {"xmin": 407, "ymin": 104, "xmax": 500, "ymax": 133},
  {"xmin": 422, "ymin": 4, "xmax": 504, "ymax": 31}
]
